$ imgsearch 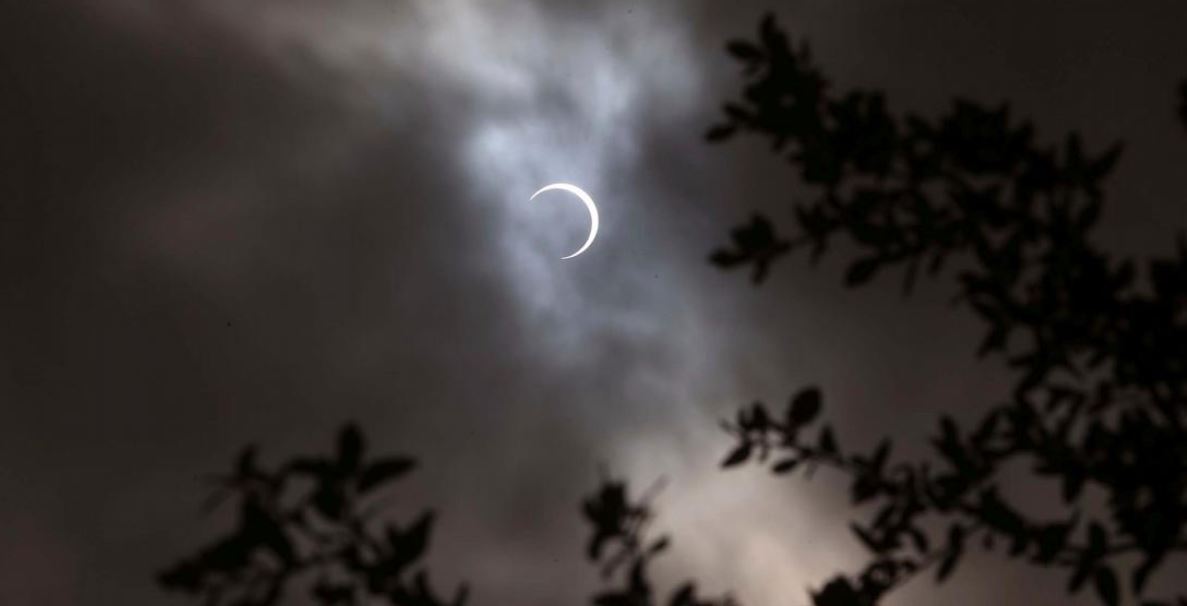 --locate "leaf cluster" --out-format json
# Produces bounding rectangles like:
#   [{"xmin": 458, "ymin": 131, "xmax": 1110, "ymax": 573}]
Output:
[
  {"xmin": 720, "ymin": 387, "xmax": 1187, "ymax": 606},
  {"xmin": 158, "ymin": 424, "xmax": 465, "ymax": 606},
  {"xmin": 697, "ymin": 13, "xmax": 1187, "ymax": 606},
  {"xmin": 582, "ymin": 479, "xmax": 738, "ymax": 606}
]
